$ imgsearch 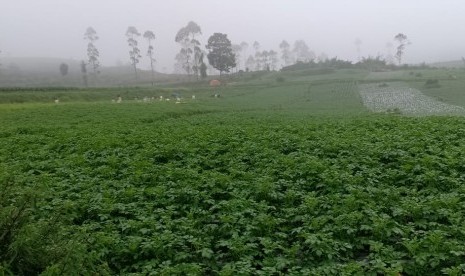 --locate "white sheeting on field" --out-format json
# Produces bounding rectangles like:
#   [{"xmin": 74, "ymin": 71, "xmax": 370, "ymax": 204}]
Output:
[{"xmin": 358, "ymin": 83, "xmax": 465, "ymax": 115}]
